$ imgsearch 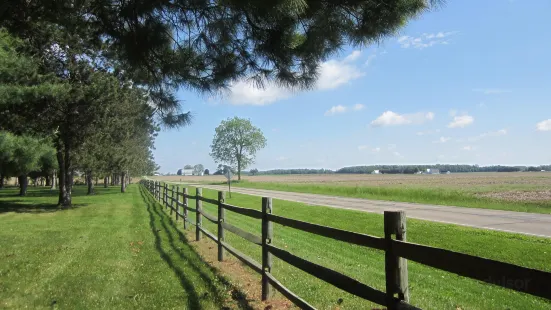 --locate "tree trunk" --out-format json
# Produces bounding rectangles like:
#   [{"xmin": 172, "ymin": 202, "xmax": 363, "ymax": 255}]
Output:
[
  {"xmin": 120, "ymin": 171, "xmax": 126, "ymax": 193},
  {"xmin": 18, "ymin": 175, "xmax": 28, "ymax": 196},
  {"xmin": 104, "ymin": 176, "xmax": 108, "ymax": 188},
  {"xmin": 237, "ymin": 160, "xmax": 241, "ymax": 181},
  {"xmin": 57, "ymin": 146, "xmax": 72, "ymax": 208},
  {"xmin": 95, "ymin": 177, "xmax": 98, "ymax": 186},
  {"xmin": 51, "ymin": 170, "xmax": 56, "ymax": 190},
  {"xmin": 110, "ymin": 173, "xmax": 115, "ymax": 186},
  {"xmin": 46, "ymin": 175, "xmax": 51, "ymax": 187},
  {"xmin": 87, "ymin": 170, "xmax": 94, "ymax": 195},
  {"xmin": 0, "ymin": 173, "xmax": 4, "ymax": 189},
  {"xmin": 70, "ymin": 169, "xmax": 74, "ymax": 193}
]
